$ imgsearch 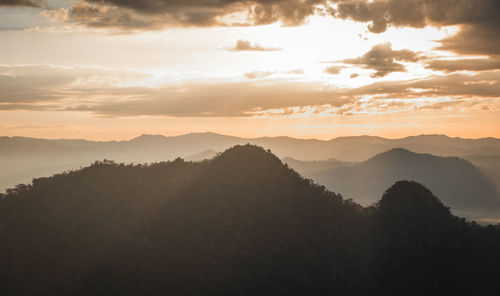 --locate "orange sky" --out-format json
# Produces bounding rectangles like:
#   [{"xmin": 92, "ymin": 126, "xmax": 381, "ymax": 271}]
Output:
[{"xmin": 0, "ymin": 1, "xmax": 499, "ymax": 140}]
